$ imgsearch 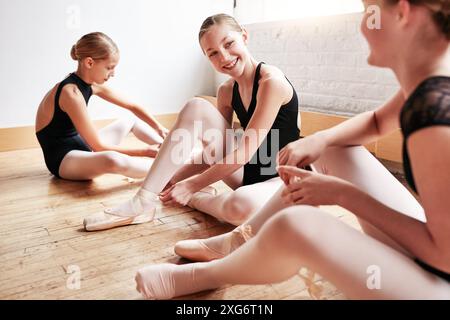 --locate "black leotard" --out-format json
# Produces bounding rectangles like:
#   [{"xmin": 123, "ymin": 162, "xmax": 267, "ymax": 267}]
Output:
[
  {"xmin": 36, "ymin": 73, "xmax": 92, "ymax": 178},
  {"xmin": 231, "ymin": 62, "xmax": 300, "ymax": 185},
  {"xmin": 400, "ymin": 76, "xmax": 450, "ymax": 282}
]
